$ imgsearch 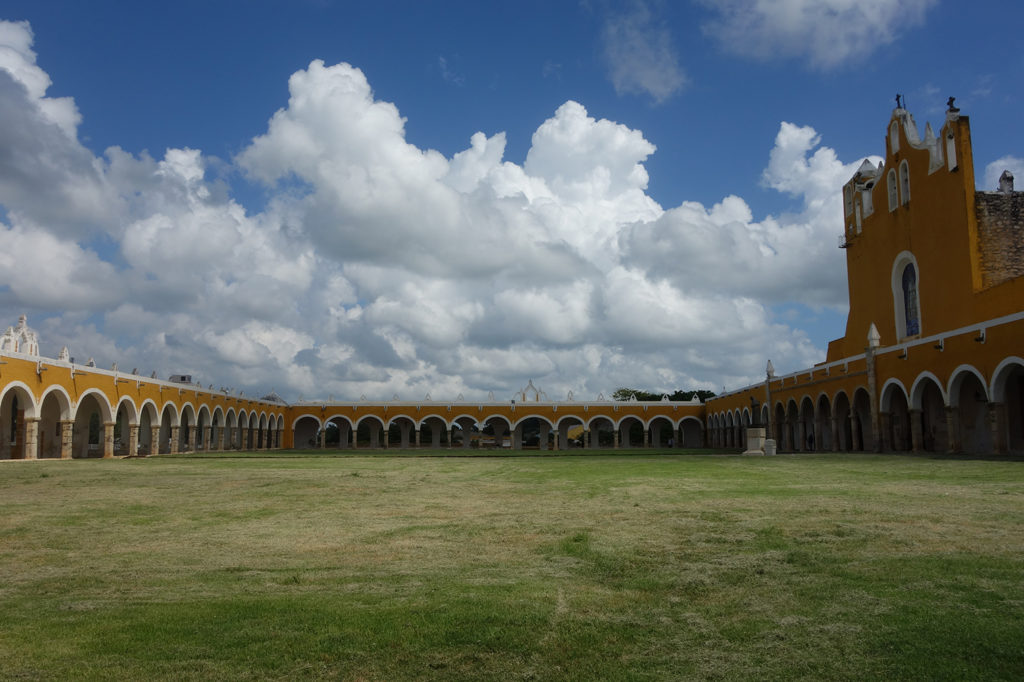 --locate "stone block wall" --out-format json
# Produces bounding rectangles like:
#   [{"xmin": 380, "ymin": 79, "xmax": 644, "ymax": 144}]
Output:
[{"xmin": 975, "ymin": 191, "xmax": 1024, "ymax": 289}]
